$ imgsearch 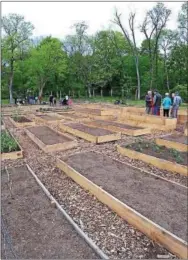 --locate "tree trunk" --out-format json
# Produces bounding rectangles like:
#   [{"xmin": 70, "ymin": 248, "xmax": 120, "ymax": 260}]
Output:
[
  {"xmin": 135, "ymin": 56, "xmax": 141, "ymax": 100},
  {"xmin": 92, "ymin": 88, "xmax": 95, "ymax": 97},
  {"xmin": 110, "ymin": 88, "xmax": 113, "ymax": 97},
  {"xmin": 78, "ymin": 90, "xmax": 80, "ymax": 98},
  {"xmin": 60, "ymin": 91, "xmax": 62, "ymax": 99},
  {"xmin": 9, "ymin": 72, "xmax": 14, "ymax": 104},
  {"xmin": 121, "ymin": 86, "xmax": 124, "ymax": 98},
  {"xmin": 100, "ymin": 88, "xmax": 103, "ymax": 97},
  {"xmin": 88, "ymin": 85, "xmax": 91, "ymax": 98}
]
